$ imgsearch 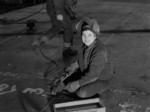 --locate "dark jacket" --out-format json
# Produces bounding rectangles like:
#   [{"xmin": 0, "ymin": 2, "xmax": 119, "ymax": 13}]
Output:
[
  {"xmin": 52, "ymin": 0, "xmax": 66, "ymax": 15},
  {"xmin": 78, "ymin": 39, "xmax": 114, "ymax": 86},
  {"xmin": 48, "ymin": 0, "xmax": 77, "ymax": 17}
]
